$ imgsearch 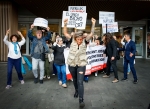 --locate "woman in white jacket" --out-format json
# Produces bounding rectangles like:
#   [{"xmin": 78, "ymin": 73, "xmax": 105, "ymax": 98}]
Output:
[{"xmin": 3, "ymin": 29, "xmax": 26, "ymax": 89}]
